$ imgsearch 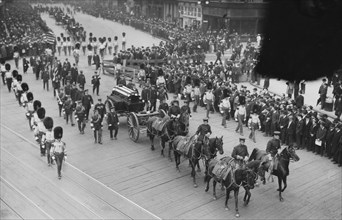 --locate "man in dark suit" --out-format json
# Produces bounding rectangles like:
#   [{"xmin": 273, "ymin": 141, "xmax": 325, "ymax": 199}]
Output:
[
  {"xmin": 302, "ymin": 114, "xmax": 312, "ymax": 150},
  {"xmin": 93, "ymin": 51, "xmax": 100, "ymax": 70},
  {"xmin": 318, "ymin": 78, "xmax": 328, "ymax": 110},
  {"xmin": 295, "ymin": 114, "xmax": 304, "ymax": 149},
  {"xmin": 279, "ymin": 110, "xmax": 288, "ymax": 144},
  {"xmin": 286, "ymin": 114, "xmax": 296, "ymax": 146},
  {"xmin": 295, "ymin": 91, "xmax": 304, "ymax": 108},
  {"xmin": 315, "ymin": 121, "xmax": 327, "ymax": 156}
]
